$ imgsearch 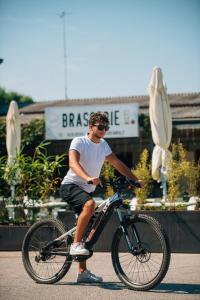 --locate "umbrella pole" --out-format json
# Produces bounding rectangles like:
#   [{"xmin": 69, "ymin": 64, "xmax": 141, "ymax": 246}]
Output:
[
  {"xmin": 11, "ymin": 184, "xmax": 16, "ymax": 219},
  {"xmin": 161, "ymin": 178, "xmax": 167, "ymax": 204},
  {"xmin": 160, "ymin": 167, "xmax": 167, "ymax": 204},
  {"xmin": 11, "ymin": 184, "xmax": 15, "ymax": 200}
]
